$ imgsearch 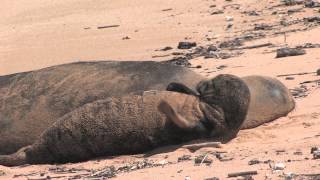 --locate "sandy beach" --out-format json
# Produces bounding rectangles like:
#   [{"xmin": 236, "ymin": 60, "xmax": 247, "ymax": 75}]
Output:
[{"xmin": 1, "ymin": 0, "xmax": 320, "ymax": 179}]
